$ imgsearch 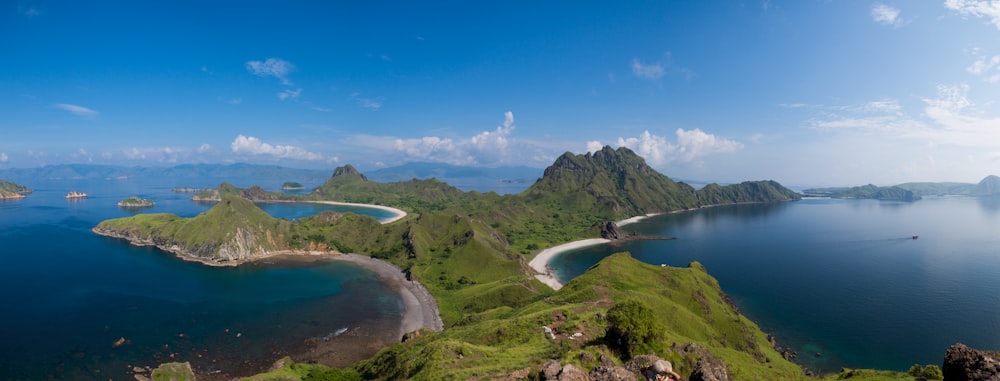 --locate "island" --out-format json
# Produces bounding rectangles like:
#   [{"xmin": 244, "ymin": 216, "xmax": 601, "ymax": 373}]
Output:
[
  {"xmin": 117, "ymin": 196, "xmax": 155, "ymax": 208},
  {"xmin": 0, "ymin": 179, "xmax": 32, "ymax": 199},
  {"xmin": 803, "ymin": 184, "xmax": 920, "ymax": 201},
  {"xmin": 94, "ymin": 146, "xmax": 975, "ymax": 380},
  {"xmin": 65, "ymin": 191, "xmax": 88, "ymax": 199},
  {"xmin": 281, "ymin": 181, "xmax": 305, "ymax": 190}
]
